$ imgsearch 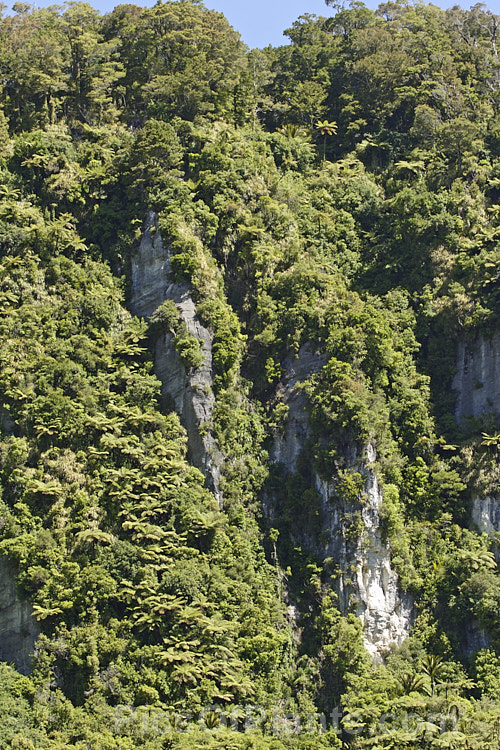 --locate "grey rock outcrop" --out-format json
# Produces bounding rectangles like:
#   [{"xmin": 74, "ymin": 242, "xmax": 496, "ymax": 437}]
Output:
[
  {"xmin": 130, "ymin": 212, "xmax": 222, "ymax": 502},
  {"xmin": 472, "ymin": 495, "xmax": 500, "ymax": 536},
  {"xmin": 453, "ymin": 333, "xmax": 500, "ymax": 422},
  {"xmin": 463, "ymin": 621, "xmax": 491, "ymax": 657},
  {"xmin": 270, "ymin": 346, "xmax": 325, "ymax": 472},
  {"xmin": 453, "ymin": 336, "xmax": 500, "ymax": 649},
  {"xmin": 270, "ymin": 347, "xmax": 413, "ymax": 658},
  {"xmin": 0, "ymin": 406, "xmax": 15, "ymax": 435},
  {"xmin": 315, "ymin": 445, "xmax": 413, "ymax": 658},
  {"xmin": 461, "ymin": 495, "xmax": 497, "ymax": 656},
  {"xmin": 0, "ymin": 557, "xmax": 39, "ymax": 674},
  {"xmin": 129, "ymin": 212, "xmax": 170, "ymax": 320}
]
